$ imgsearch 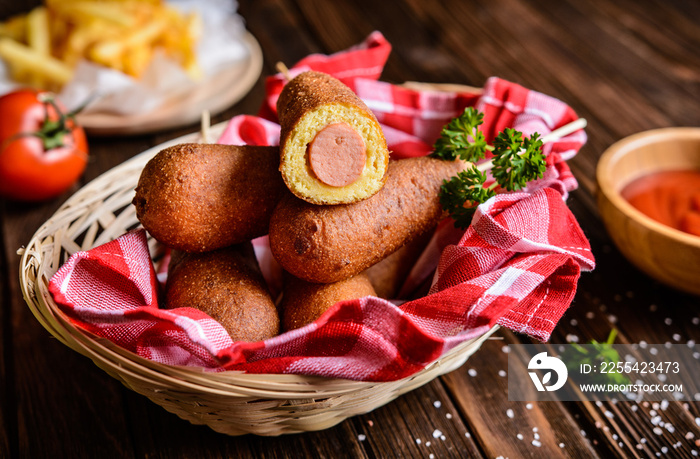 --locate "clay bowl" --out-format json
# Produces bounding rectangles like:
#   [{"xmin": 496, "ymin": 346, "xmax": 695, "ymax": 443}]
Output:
[{"xmin": 597, "ymin": 127, "xmax": 700, "ymax": 296}]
